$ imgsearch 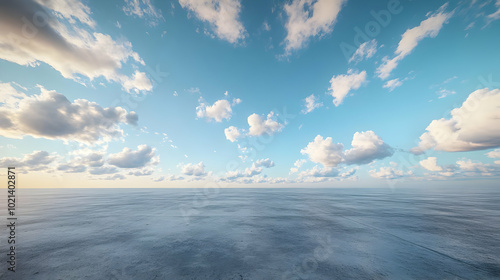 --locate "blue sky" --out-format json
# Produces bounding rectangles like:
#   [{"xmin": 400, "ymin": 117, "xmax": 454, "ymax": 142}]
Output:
[{"xmin": 0, "ymin": 0, "xmax": 499, "ymax": 187}]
